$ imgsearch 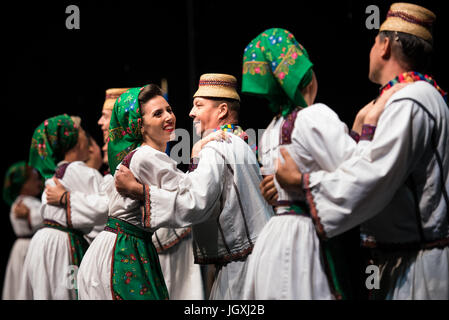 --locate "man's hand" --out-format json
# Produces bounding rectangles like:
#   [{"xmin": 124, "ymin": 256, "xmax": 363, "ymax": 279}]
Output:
[
  {"xmin": 115, "ymin": 166, "xmax": 144, "ymax": 200},
  {"xmin": 353, "ymin": 82, "xmax": 409, "ymax": 132},
  {"xmin": 275, "ymin": 148, "xmax": 303, "ymax": 195},
  {"xmin": 259, "ymin": 174, "xmax": 278, "ymax": 206},
  {"xmin": 12, "ymin": 200, "xmax": 30, "ymax": 220},
  {"xmin": 46, "ymin": 177, "xmax": 67, "ymax": 206},
  {"xmin": 352, "ymin": 100, "xmax": 373, "ymax": 135},
  {"xmin": 191, "ymin": 130, "xmax": 229, "ymax": 158},
  {"xmin": 365, "ymin": 82, "xmax": 409, "ymax": 125}
]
